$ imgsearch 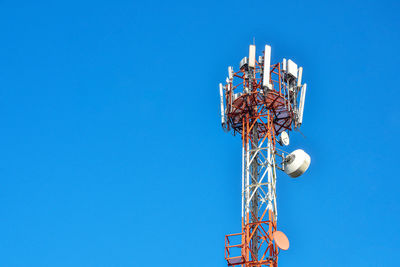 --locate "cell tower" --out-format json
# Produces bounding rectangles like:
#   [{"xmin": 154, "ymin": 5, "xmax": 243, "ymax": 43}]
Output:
[{"xmin": 219, "ymin": 44, "xmax": 311, "ymax": 267}]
